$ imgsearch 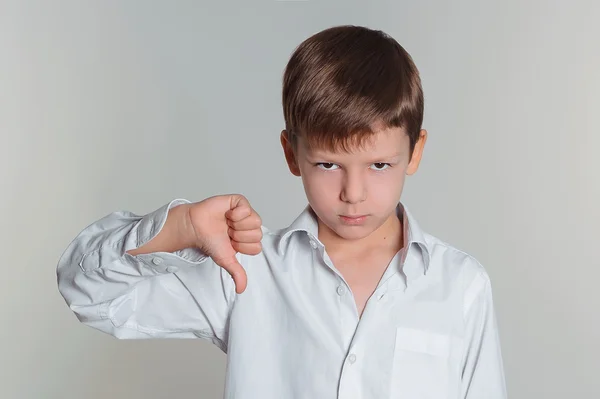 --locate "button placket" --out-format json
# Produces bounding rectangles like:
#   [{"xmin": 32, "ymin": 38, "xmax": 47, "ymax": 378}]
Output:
[{"xmin": 338, "ymin": 346, "xmax": 361, "ymax": 398}]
